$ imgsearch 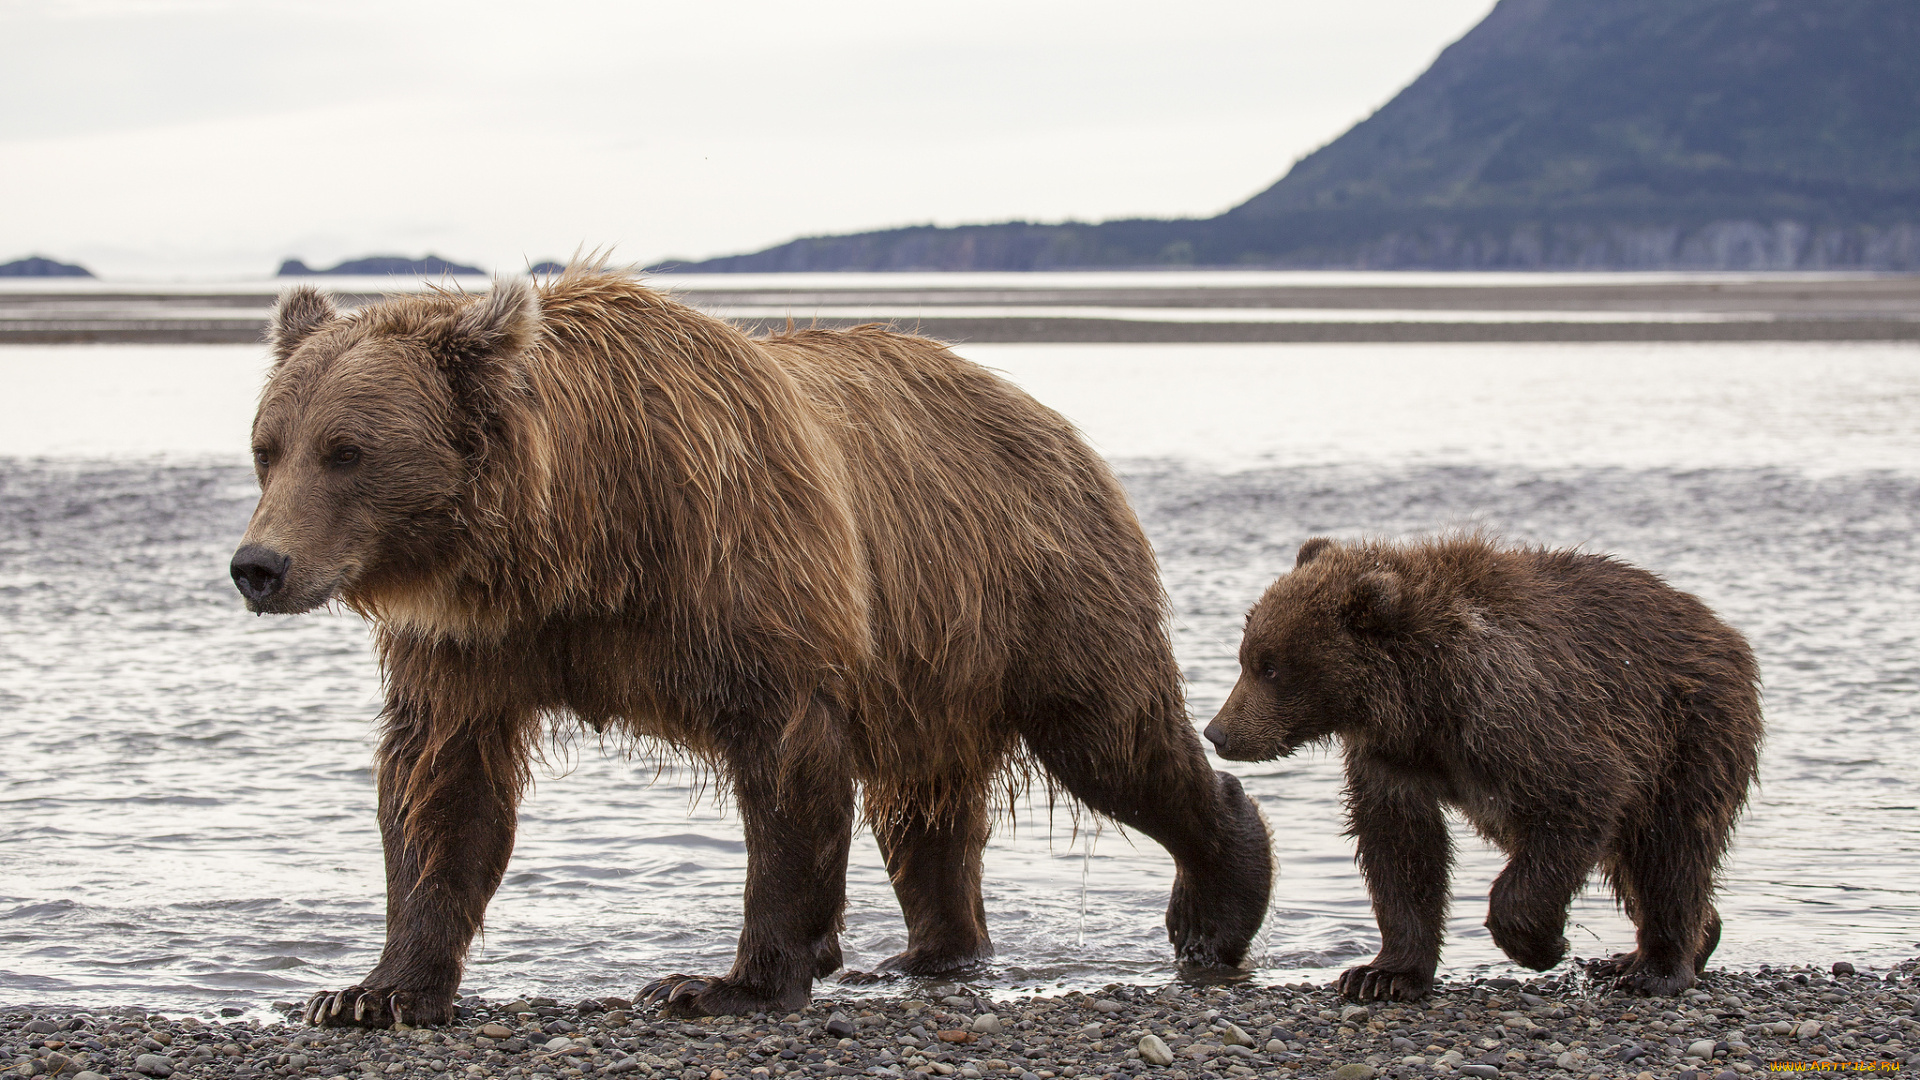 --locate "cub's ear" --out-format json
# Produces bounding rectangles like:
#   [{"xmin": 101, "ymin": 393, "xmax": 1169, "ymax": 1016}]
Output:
[
  {"xmin": 267, "ymin": 286, "xmax": 340, "ymax": 365},
  {"xmin": 1295, "ymin": 536, "xmax": 1336, "ymax": 567},
  {"xmin": 1341, "ymin": 570, "xmax": 1402, "ymax": 636}
]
